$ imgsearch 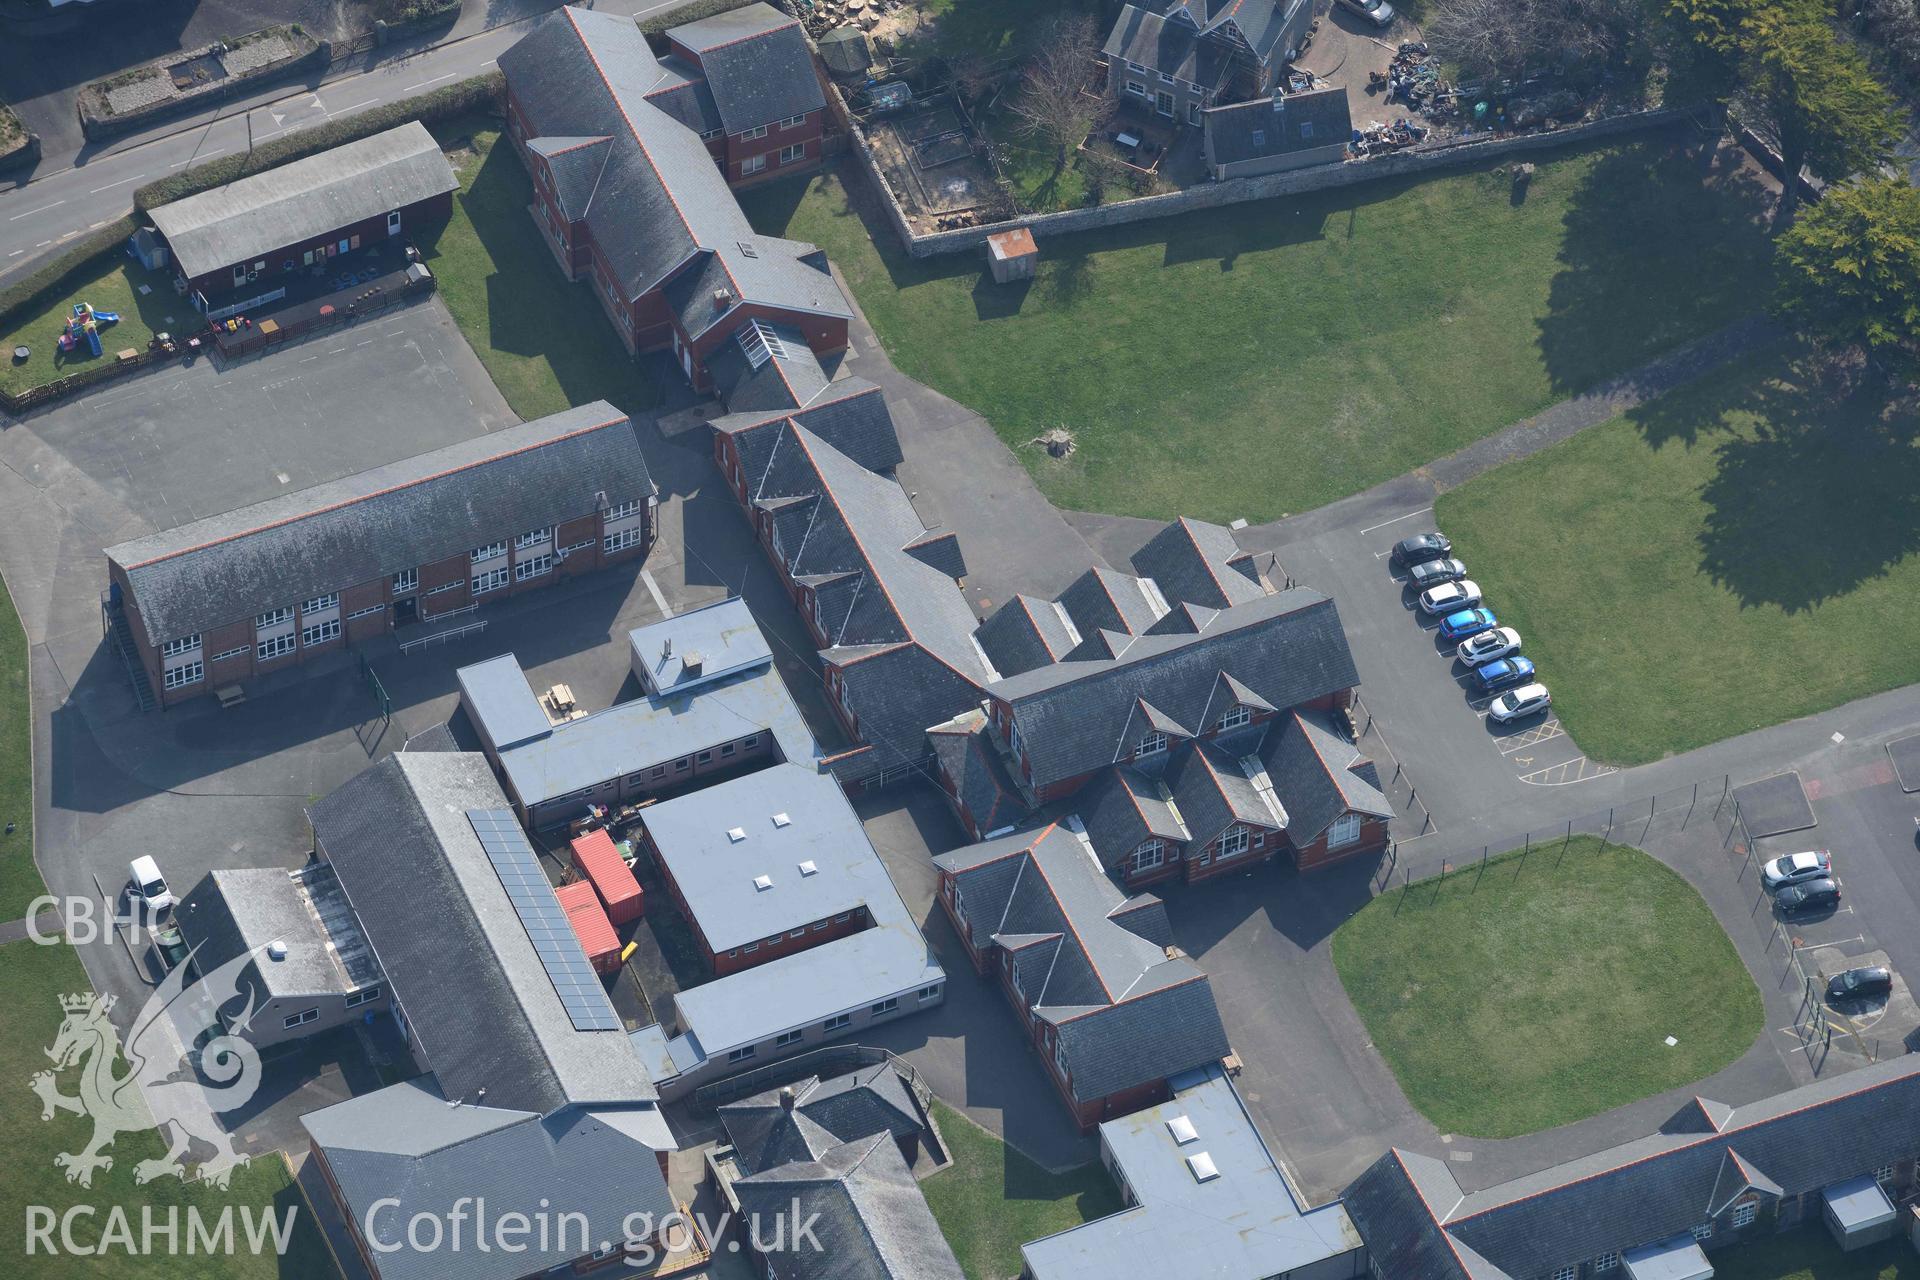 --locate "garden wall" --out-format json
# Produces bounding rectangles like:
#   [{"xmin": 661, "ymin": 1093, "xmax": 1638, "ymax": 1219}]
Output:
[{"xmin": 848, "ymin": 104, "xmax": 1697, "ymax": 258}]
